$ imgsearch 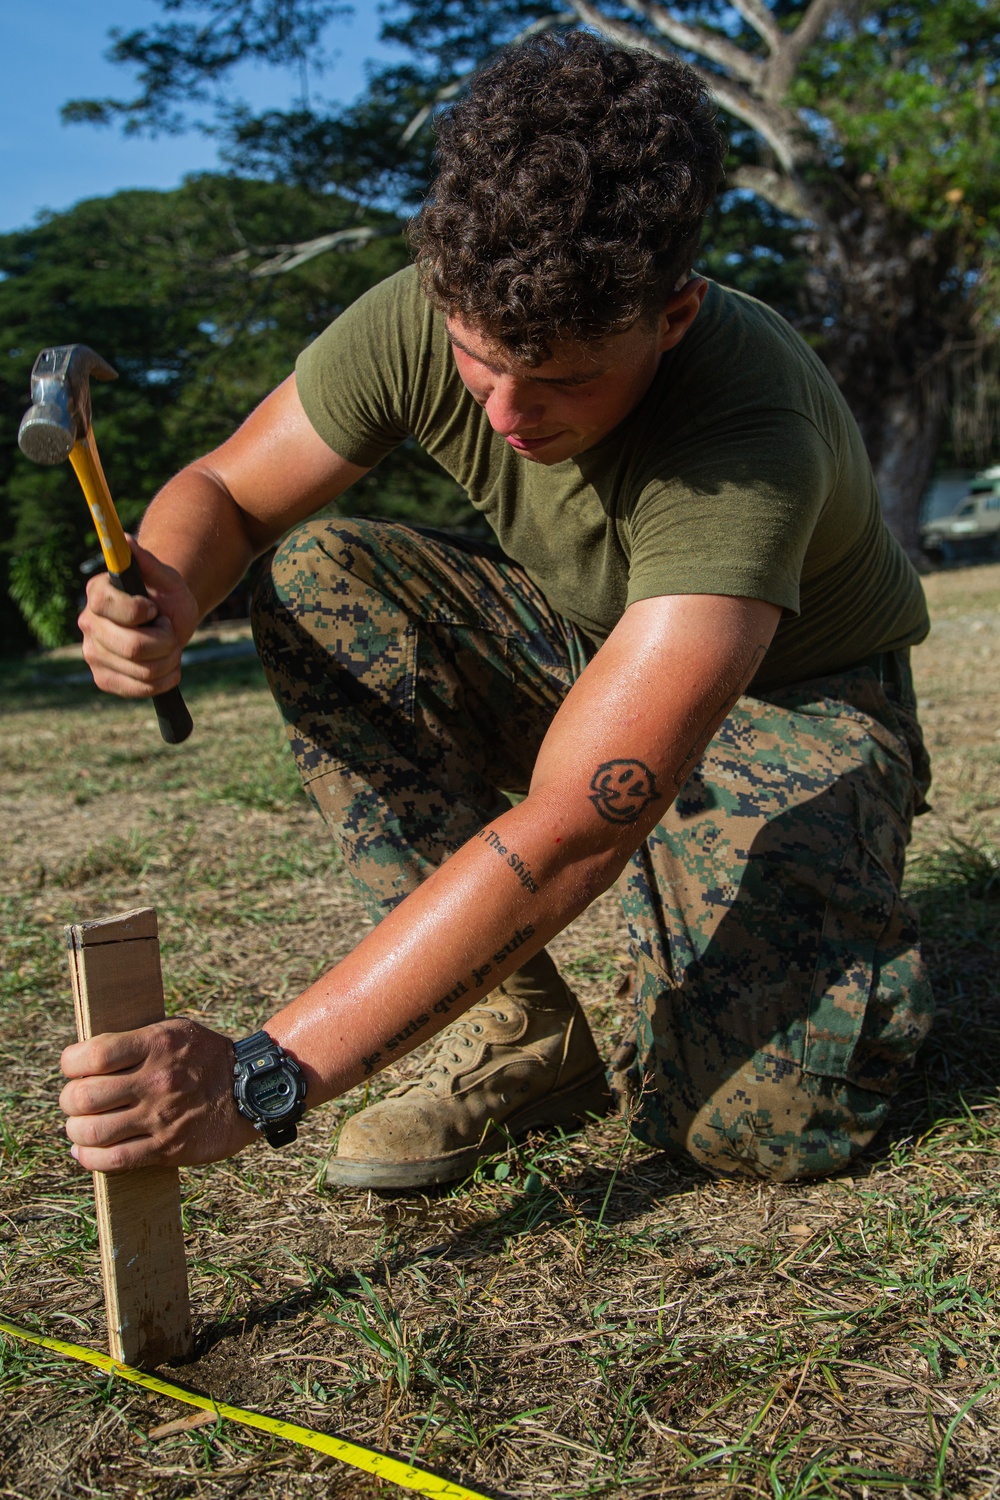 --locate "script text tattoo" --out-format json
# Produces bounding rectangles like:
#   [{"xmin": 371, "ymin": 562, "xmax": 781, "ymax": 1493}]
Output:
[
  {"xmin": 475, "ymin": 826, "xmax": 540, "ymax": 895},
  {"xmin": 356, "ymin": 924, "xmax": 536, "ymax": 1075}
]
